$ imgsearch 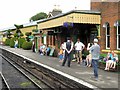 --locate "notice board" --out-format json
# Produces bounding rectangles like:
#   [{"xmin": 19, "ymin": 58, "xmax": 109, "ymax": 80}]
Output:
[{"xmin": 49, "ymin": 48, "xmax": 55, "ymax": 56}]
